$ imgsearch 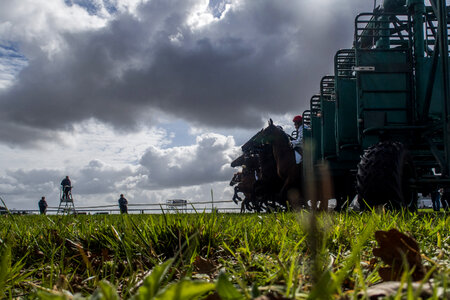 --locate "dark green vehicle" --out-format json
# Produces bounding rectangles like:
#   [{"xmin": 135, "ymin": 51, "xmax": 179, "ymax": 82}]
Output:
[{"xmin": 303, "ymin": 0, "xmax": 449, "ymax": 210}]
